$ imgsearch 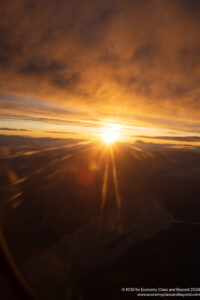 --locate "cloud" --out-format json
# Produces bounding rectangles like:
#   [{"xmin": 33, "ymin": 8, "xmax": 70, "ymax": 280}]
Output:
[
  {"xmin": 45, "ymin": 131, "xmax": 77, "ymax": 135},
  {"xmin": 1, "ymin": 0, "xmax": 200, "ymax": 126},
  {"xmin": 0, "ymin": 127, "xmax": 30, "ymax": 131},
  {"xmin": 133, "ymin": 140, "xmax": 200, "ymax": 151},
  {"xmin": 135, "ymin": 135, "xmax": 200, "ymax": 143}
]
